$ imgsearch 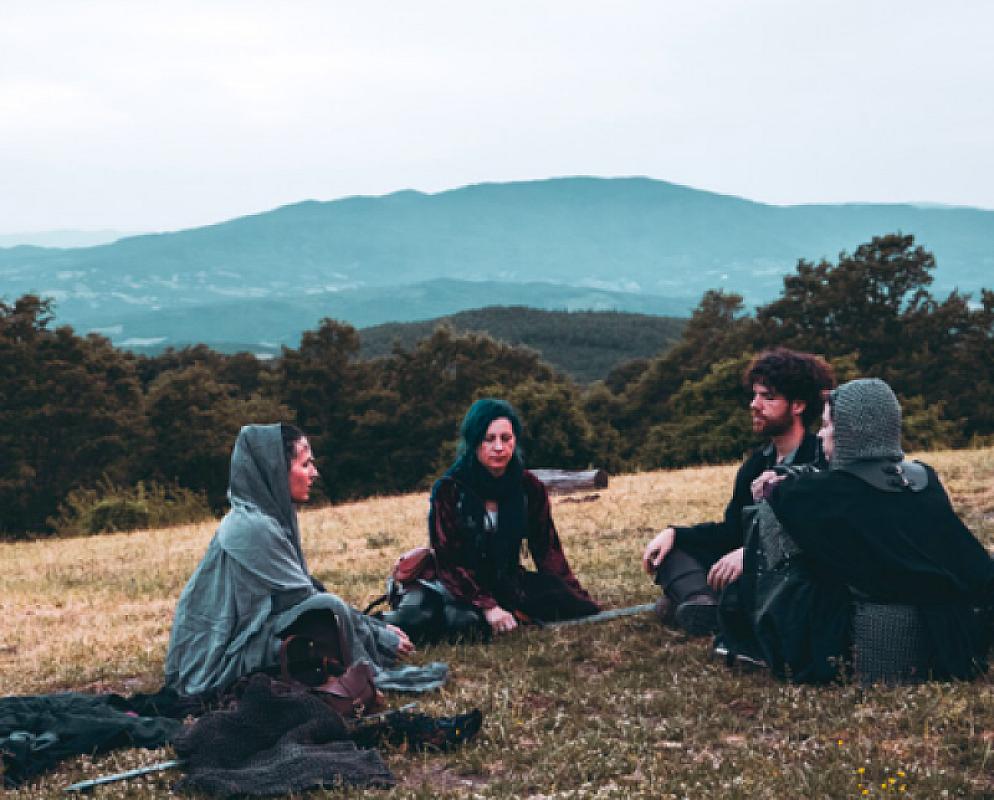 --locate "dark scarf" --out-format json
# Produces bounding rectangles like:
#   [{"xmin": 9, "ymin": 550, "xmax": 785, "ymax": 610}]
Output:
[{"xmin": 444, "ymin": 453, "xmax": 527, "ymax": 592}]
